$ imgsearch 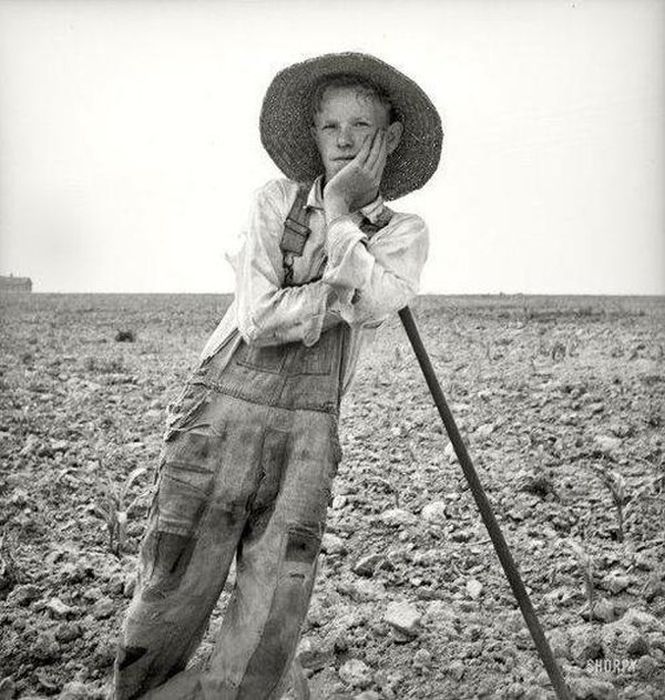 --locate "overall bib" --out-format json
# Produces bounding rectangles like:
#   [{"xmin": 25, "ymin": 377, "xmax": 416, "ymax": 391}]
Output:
[{"xmin": 114, "ymin": 187, "xmax": 350, "ymax": 700}]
